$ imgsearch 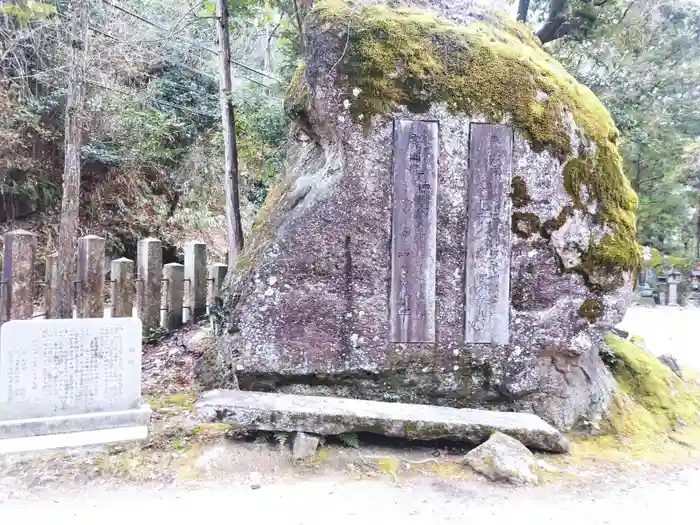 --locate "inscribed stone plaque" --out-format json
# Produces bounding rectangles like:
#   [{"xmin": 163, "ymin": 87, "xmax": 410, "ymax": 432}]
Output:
[
  {"xmin": 390, "ymin": 119, "xmax": 439, "ymax": 343},
  {"xmin": 0, "ymin": 317, "xmax": 143, "ymax": 420},
  {"xmin": 465, "ymin": 124, "xmax": 513, "ymax": 344}
]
